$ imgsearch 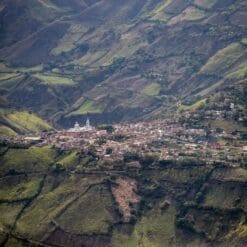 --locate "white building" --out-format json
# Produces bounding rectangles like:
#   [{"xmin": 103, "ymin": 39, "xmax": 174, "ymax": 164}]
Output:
[{"xmin": 68, "ymin": 118, "xmax": 93, "ymax": 132}]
